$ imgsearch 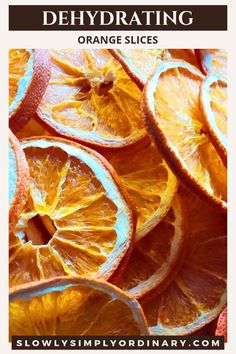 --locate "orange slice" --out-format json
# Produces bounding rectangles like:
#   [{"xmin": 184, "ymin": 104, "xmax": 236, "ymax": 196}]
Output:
[
  {"xmin": 9, "ymin": 276, "xmax": 149, "ymax": 336},
  {"xmin": 142, "ymin": 187, "xmax": 227, "ymax": 335},
  {"xmin": 143, "ymin": 60, "xmax": 227, "ymax": 210},
  {"xmin": 37, "ymin": 49, "xmax": 147, "ymax": 149},
  {"xmin": 110, "ymin": 49, "xmax": 200, "ymax": 89},
  {"xmin": 104, "ymin": 141, "xmax": 178, "ymax": 240},
  {"xmin": 9, "ymin": 49, "xmax": 51, "ymax": 132},
  {"xmin": 200, "ymin": 73, "xmax": 227, "ymax": 165},
  {"xmin": 9, "ymin": 137, "xmax": 135, "ymax": 288},
  {"xmin": 114, "ymin": 194, "xmax": 185, "ymax": 300},
  {"xmin": 195, "ymin": 49, "xmax": 227, "ymax": 79},
  {"xmin": 9, "ymin": 131, "xmax": 29, "ymax": 233}
]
